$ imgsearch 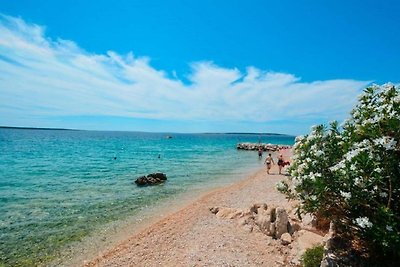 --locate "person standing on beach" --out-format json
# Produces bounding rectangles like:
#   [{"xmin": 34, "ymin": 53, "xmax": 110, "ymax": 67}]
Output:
[
  {"xmin": 264, "ymin": 153, "xmax": 274, "ymax": 174},
  {"xmin": 277, "ymin": 154, "xmax": 285, "ymax": 175},
  {"xmin": 258, "ymin": 147, "xmax": 263, "ymax": 159}
]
